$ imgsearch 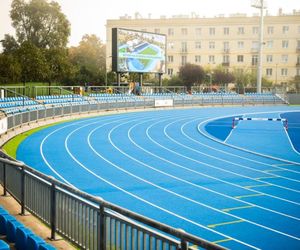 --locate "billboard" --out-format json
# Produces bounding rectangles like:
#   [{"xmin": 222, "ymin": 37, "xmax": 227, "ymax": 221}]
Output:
[{"xmin": 112, "ymin": 28, "xmax": 166, "ymax": 73}]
